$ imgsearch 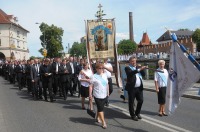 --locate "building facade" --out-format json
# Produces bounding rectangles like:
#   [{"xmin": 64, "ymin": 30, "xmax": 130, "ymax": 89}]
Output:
[{"xmin": 0, "ymin": 9, "xmax": 29, "ymax": 61}]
